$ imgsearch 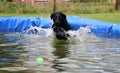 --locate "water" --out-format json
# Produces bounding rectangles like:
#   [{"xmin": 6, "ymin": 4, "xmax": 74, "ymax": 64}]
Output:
[{"xmin": 0, "ymin": 27, "xmax": 120, "ymax": 73}]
